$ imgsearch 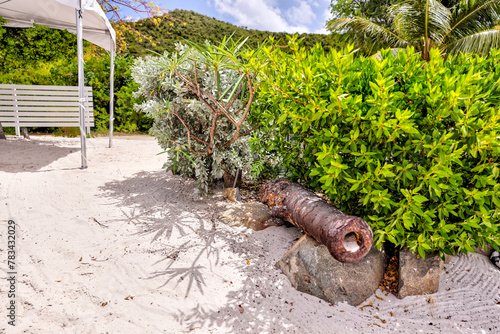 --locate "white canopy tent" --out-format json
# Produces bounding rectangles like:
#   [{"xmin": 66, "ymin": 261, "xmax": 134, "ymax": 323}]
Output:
[{"xmin": 0, "ymin": 0, "xmax": 117, "ymax": 168}]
